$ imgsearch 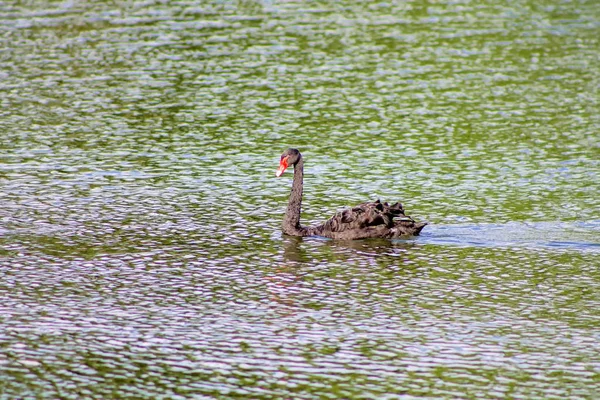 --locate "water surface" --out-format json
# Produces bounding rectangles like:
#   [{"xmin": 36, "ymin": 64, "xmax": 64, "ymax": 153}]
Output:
[{"xmin": 1, "ymin": 0, "xmax": 599, "ymax": 398}]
